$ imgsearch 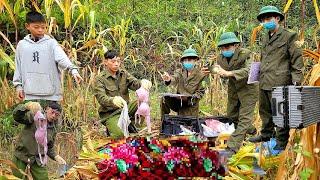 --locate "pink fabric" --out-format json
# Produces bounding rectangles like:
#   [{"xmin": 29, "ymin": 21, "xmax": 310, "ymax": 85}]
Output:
[
  {"xmin": 205, "ymin": 119, "xmax": 223, "ymax": 132},
  {"xmin": 34, "ymin": 111, "xmax": 48, "ymax": 166},
  {"xmin": 135, "ymin": 87, "xmax": 151, "ymax": 133}
]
